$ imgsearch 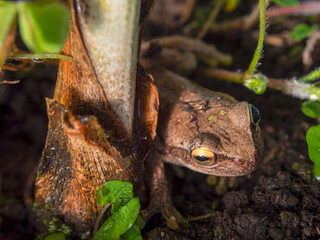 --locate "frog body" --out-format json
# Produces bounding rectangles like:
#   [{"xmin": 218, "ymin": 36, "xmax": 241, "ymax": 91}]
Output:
[{"xmin": 142, "ymin": 67, "xmax": 263, "ymax": 224}]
